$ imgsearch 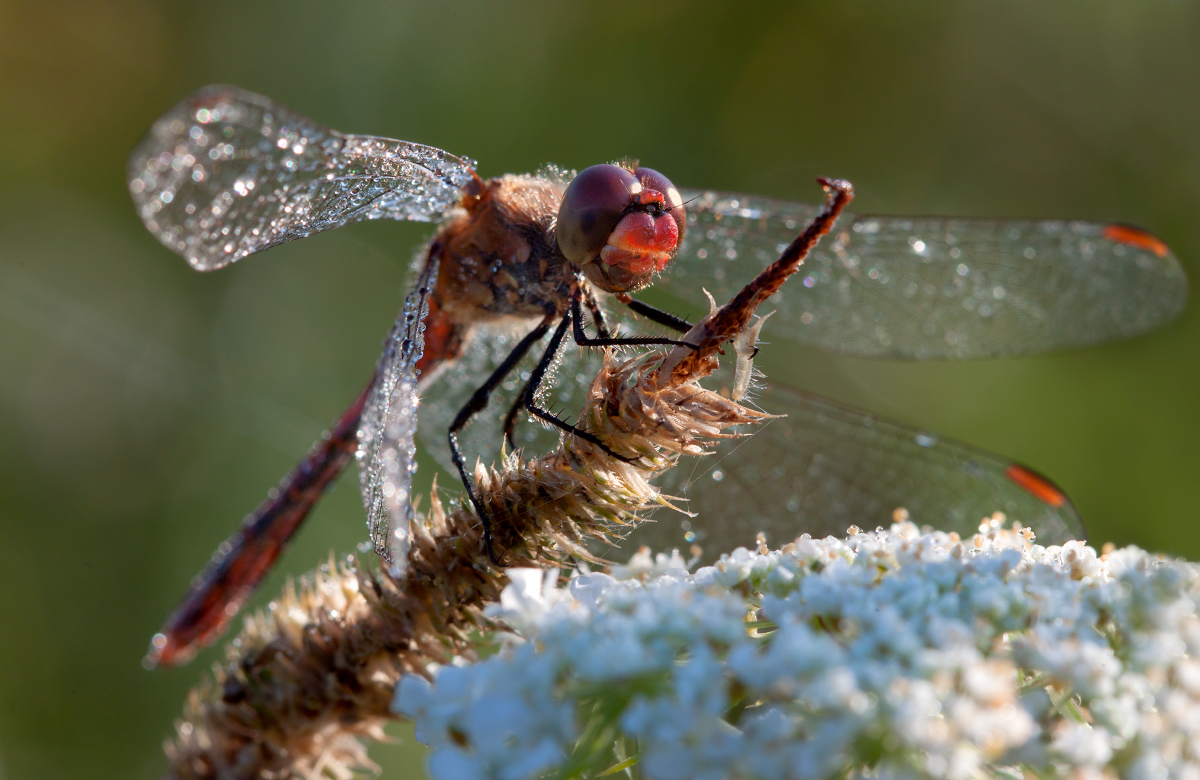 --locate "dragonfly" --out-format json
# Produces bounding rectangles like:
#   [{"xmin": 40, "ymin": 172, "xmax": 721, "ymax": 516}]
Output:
[{"xmin": 128, "ymin": 85, "xmax": 1188, "ymax": 667}]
